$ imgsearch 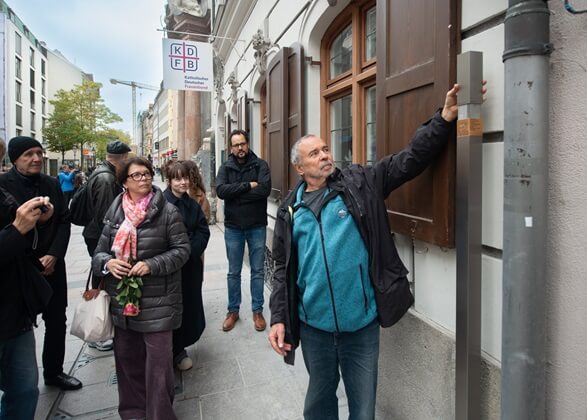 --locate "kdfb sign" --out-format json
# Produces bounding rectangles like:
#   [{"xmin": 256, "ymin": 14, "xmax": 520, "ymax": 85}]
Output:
[{"xmin": 162, "ymin": 38, "xmax": 213, "ymax": 92}]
